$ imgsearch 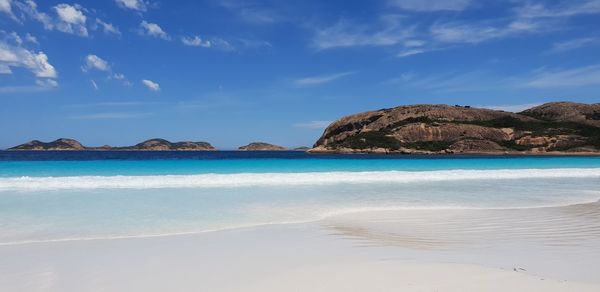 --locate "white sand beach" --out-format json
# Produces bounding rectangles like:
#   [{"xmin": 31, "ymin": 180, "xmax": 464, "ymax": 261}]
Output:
[{"xmin": 1, "ymin": 201, "xmax": 599, "ymax": 292}]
